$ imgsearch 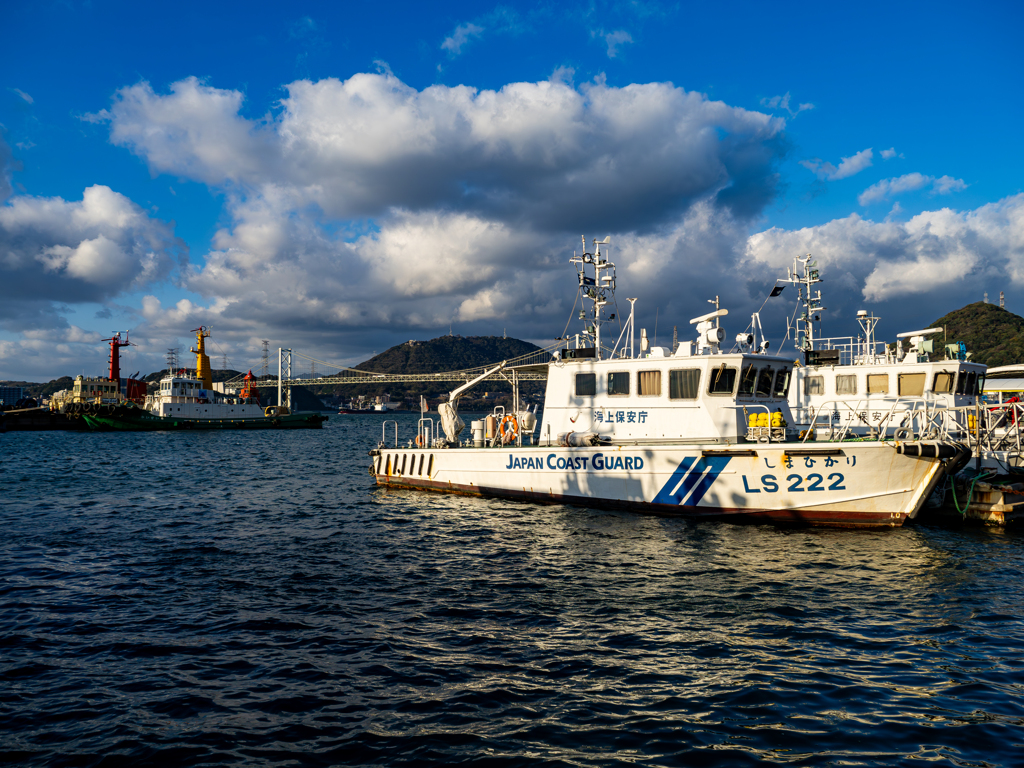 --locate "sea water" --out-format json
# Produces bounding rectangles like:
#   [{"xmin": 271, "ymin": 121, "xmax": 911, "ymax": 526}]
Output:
[{"xmin": 2, "ymin": 413, "xmax": 1023, "ymax": 766}]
